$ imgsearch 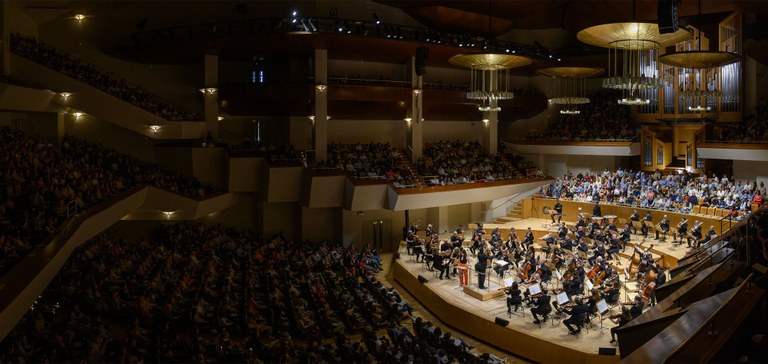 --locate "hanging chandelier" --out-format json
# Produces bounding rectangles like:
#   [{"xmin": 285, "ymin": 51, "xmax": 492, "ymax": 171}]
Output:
[
  {"xmin": 450, "ymin": 53, "xmax": 532, "ymax": 112},
  {"xmin": 658, "ymin": 0, "xmax": 740, "ymax": 113},
  {"xmin": 537, "ymin": 67, "xmax": 603, "ymax": 114},
  {"xmin": 578, "ymin": 22, "xmax": 691, "ymax": 105}
]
